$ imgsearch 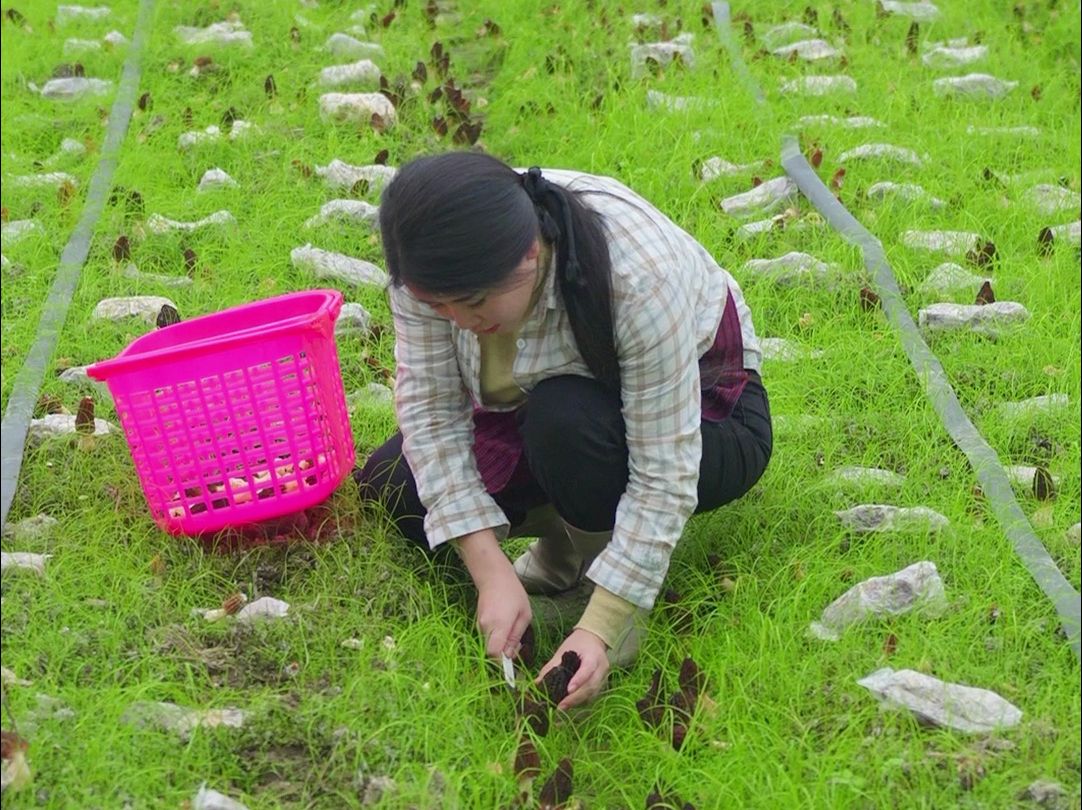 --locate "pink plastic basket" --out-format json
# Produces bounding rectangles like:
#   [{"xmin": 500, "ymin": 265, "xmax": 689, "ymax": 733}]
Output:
[{"xmin": 88, "ymin": 289, "xmax": 356, "ymax": 537}]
